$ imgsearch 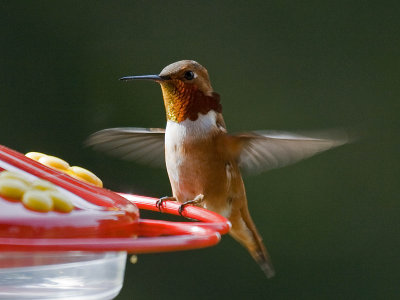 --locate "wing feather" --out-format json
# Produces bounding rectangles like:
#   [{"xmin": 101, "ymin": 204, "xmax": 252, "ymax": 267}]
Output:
[
  {"xmin": 236, "ymin": 129, "xmax": 348, "ymax": 174},
  {"xmin": 86, "ymin": 127, "xmax": 165, "ymax": 167}
]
